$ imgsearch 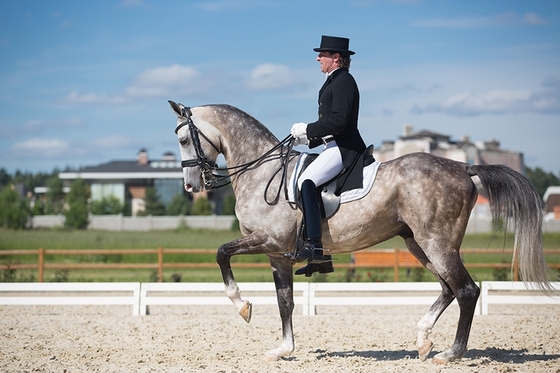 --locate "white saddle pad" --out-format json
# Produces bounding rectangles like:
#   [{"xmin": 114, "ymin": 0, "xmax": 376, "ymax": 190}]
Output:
[{"xmin": 288, "ymin": 153, "xmax": 381, "ymax": 204}]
